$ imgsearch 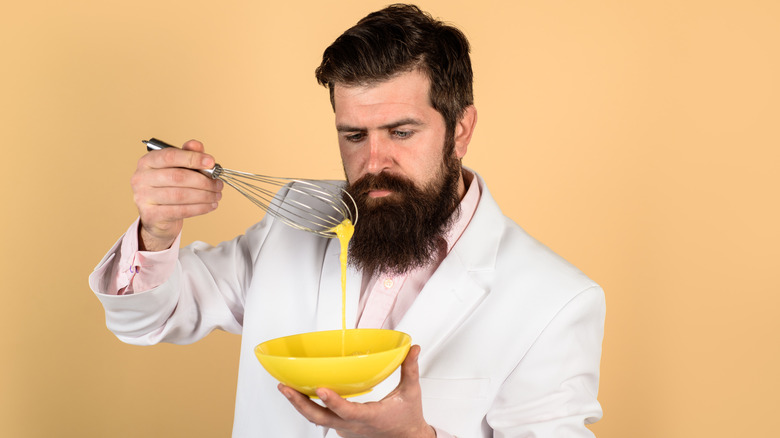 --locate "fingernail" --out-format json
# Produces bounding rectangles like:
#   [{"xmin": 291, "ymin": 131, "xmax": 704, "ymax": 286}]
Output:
[
  {"xmin": 202, "ymin": 157, "xmax": 213, "ymax": 167},
  {"xmin": 316, "ymin": 389, "xmax": 328, "ymax": 401}
]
